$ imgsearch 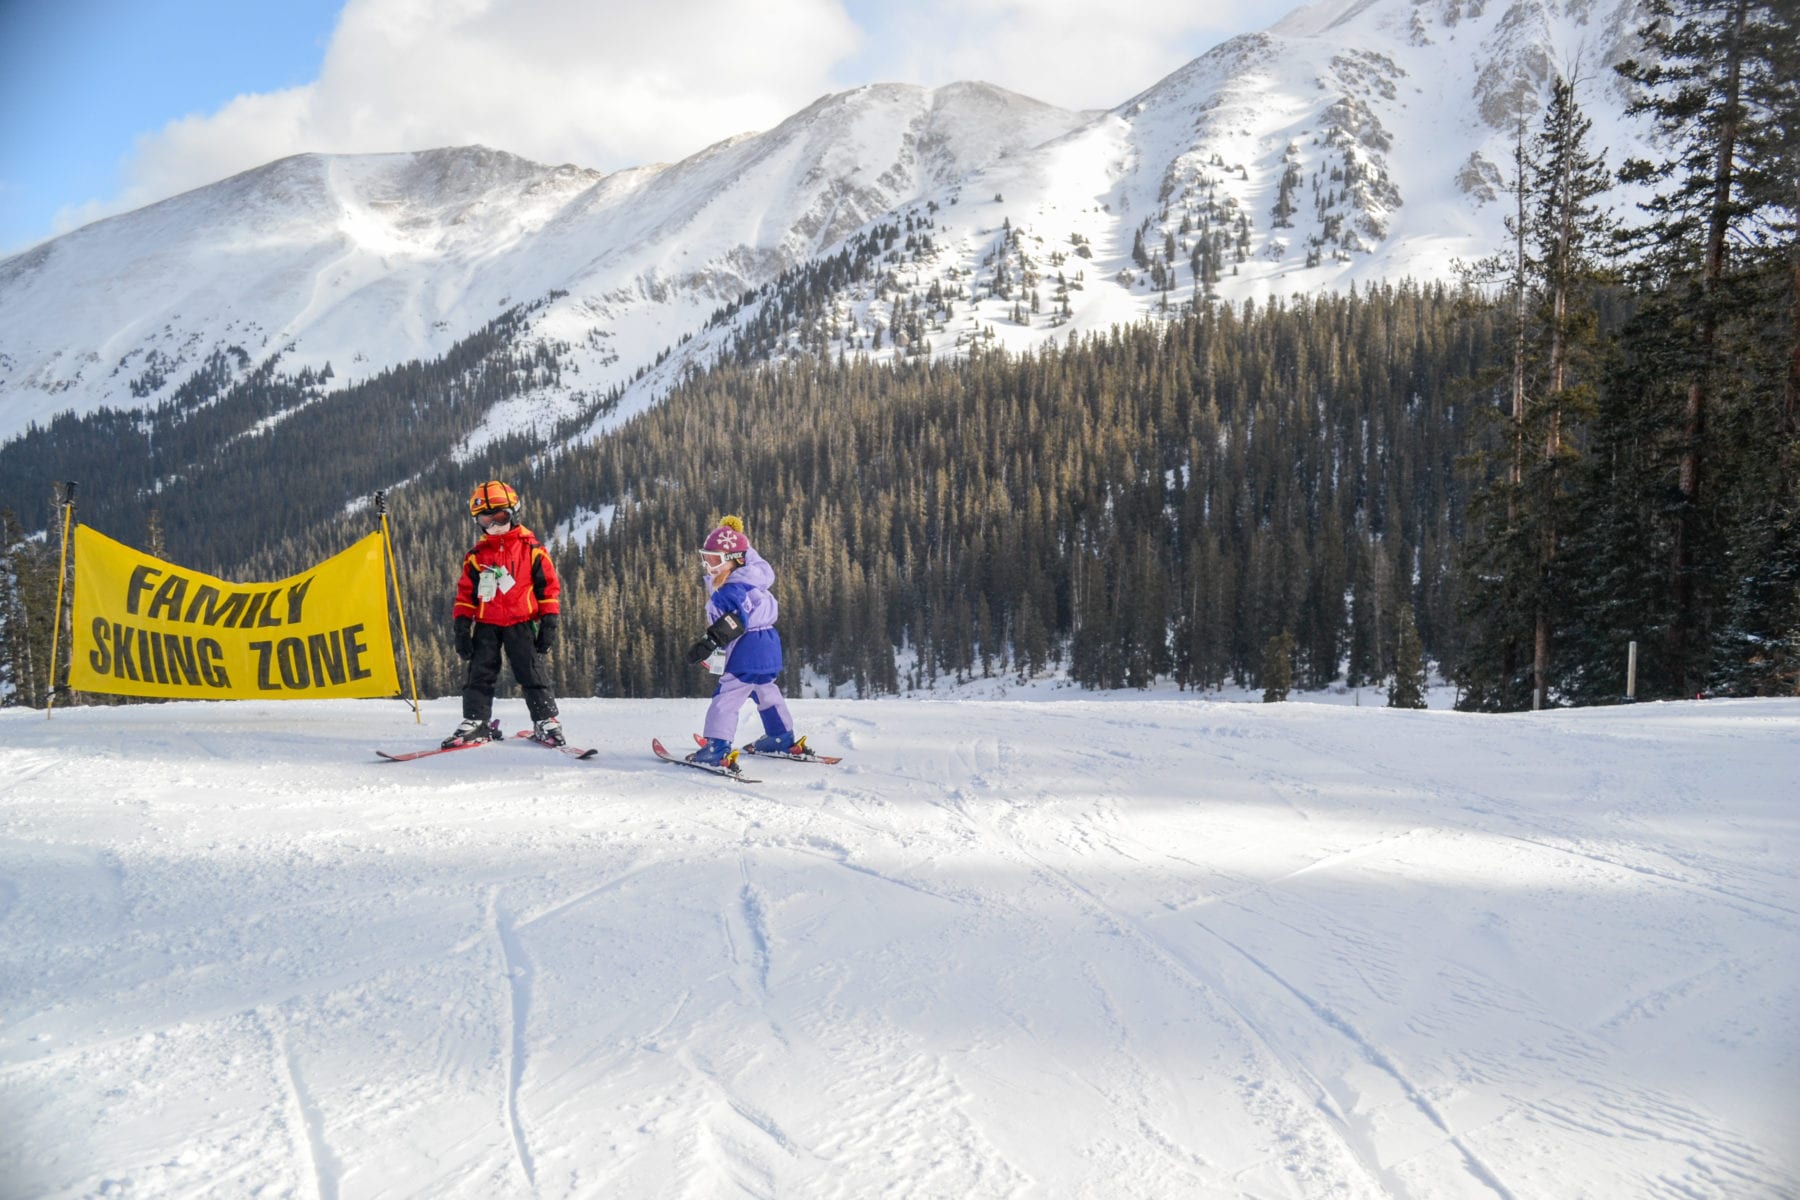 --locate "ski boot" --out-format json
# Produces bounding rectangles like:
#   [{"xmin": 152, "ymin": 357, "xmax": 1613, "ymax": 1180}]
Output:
[
  {"xmin": 749, "ymin": 731, "xmax": 798, "ymax": 755},
  {"xmin": 689, "ymin": 737, "xmax": 734, "ymax": 766},
  {"xmin": 531, "ymin": 717, "xmax": 566, "ymax": 747},
  {"xmin": 442, "ymin": 718, "xmax": 498, "ymax": 748}
]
